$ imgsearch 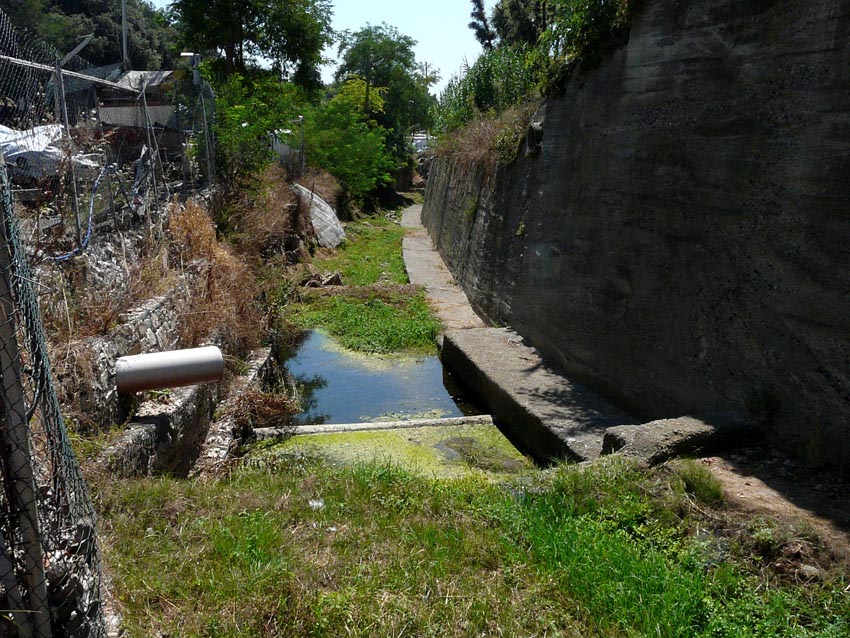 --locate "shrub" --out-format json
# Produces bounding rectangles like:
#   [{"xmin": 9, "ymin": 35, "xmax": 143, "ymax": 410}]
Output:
[
  {"xmin": 214, "ymin": 73, "xmax": 308, "ymax": 185},
  {"xmin": 304, "ymin": 80, "xmax": 395, "ymax": 205}
]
